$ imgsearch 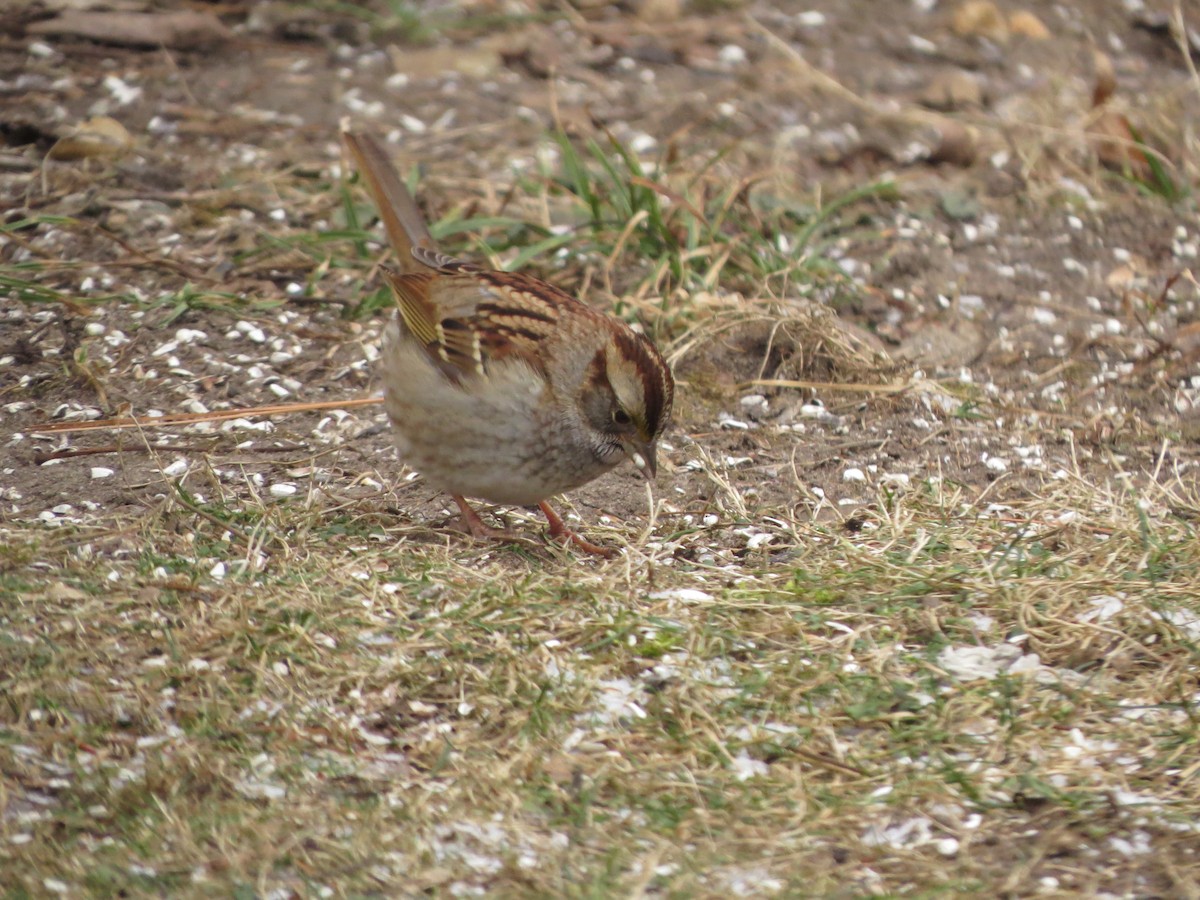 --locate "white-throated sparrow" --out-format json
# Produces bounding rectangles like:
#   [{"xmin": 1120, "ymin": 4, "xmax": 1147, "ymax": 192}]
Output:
[{"xmin": 344, "ymin": 130, "xmax": 674, "ymax": 556}]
